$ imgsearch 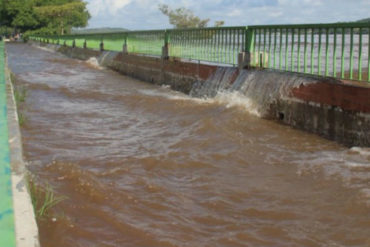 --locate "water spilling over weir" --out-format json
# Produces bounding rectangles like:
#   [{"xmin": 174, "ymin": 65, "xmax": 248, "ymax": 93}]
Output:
[
  {"xmin": 6, "ymin": 43, "xmax": 370, "ymax": 247},
  {"xmin": 190, "ymin": 67, "xmax": 319, "ymax": 118}
]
